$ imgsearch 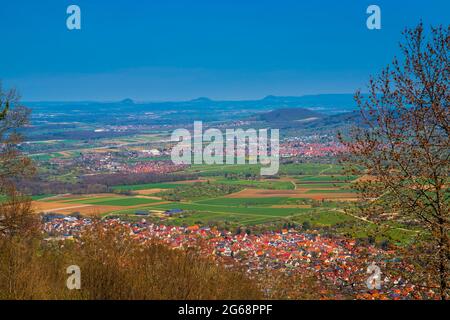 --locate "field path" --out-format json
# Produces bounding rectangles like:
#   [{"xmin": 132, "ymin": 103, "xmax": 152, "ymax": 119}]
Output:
[
  {"xmin": 319, "ymin": 164, "xmax": 334, "ymax": 175},
  {"xmin": 333, "ymin": 208, "xmax": 420, "ymax": 234},
  {"xmin": 290, "ymin": 179, "xmax": 297, "ymax": 190}
]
